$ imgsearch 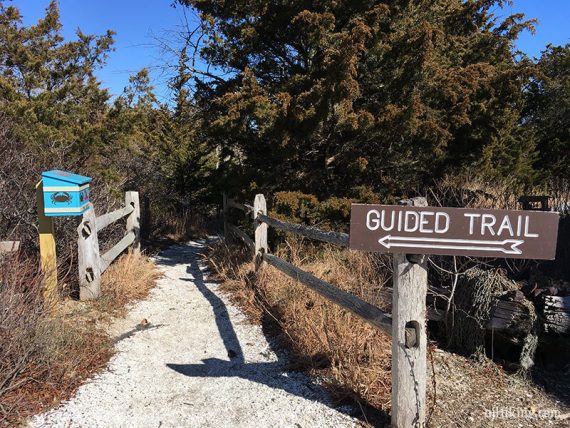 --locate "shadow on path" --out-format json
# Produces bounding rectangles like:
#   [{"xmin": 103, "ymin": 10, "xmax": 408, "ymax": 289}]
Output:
[{"xmin": 157, "ymin": 240, "xmax": 358, "ymax": 419}]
